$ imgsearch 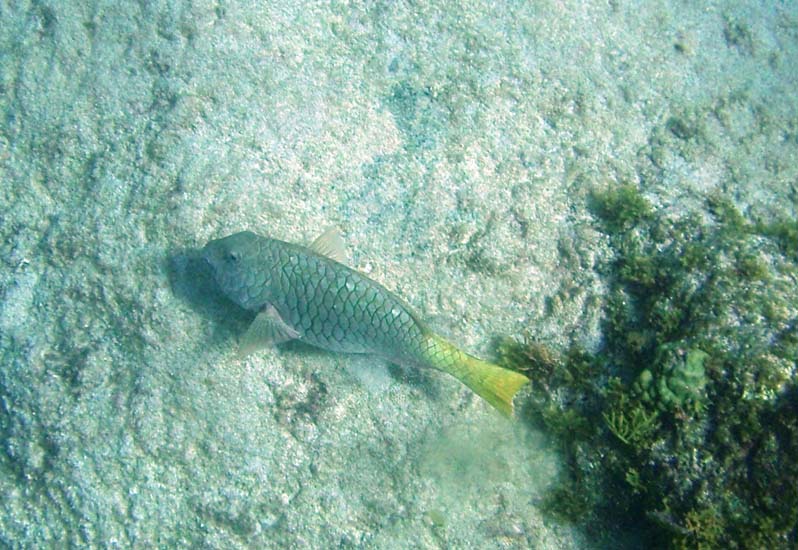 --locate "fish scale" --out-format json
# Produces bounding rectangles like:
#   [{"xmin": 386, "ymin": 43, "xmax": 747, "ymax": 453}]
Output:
[
  {"xmin": 263, "ymin": 237, "xmax": 419, "ymax": 355},
  {"xmin": 203, "ymin": 230, "xmax": 529, "ymax": 417}
]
